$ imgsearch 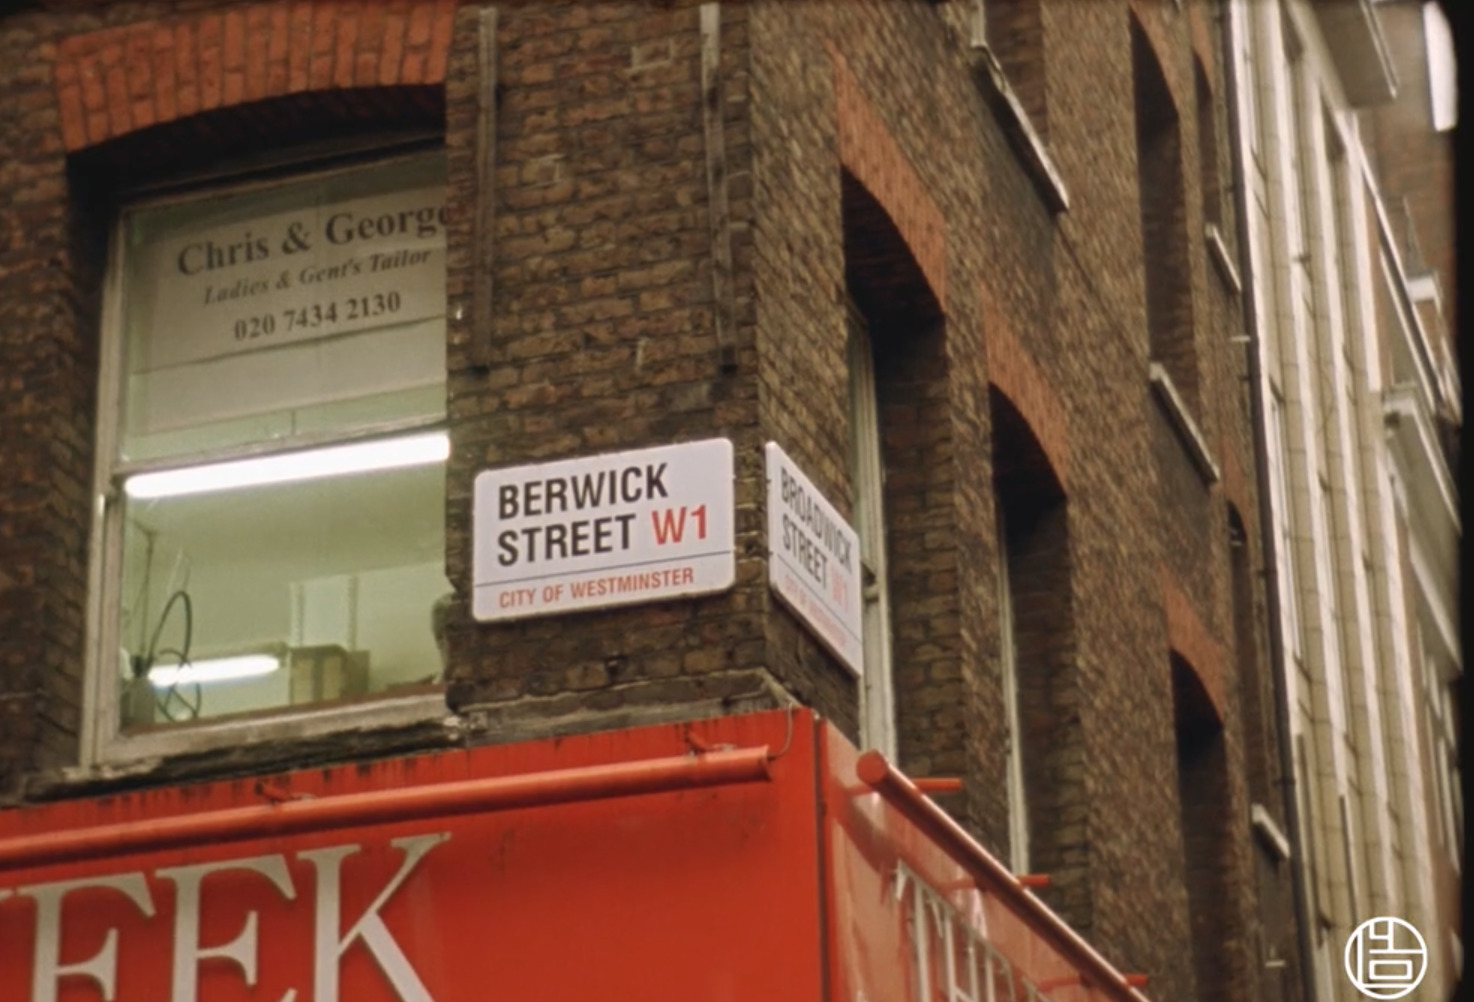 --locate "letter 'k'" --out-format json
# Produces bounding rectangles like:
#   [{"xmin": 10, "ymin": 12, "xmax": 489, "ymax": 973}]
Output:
[{"xmin": 299, "ymin": 833, "xmax": 449, "ymax": 1002}]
